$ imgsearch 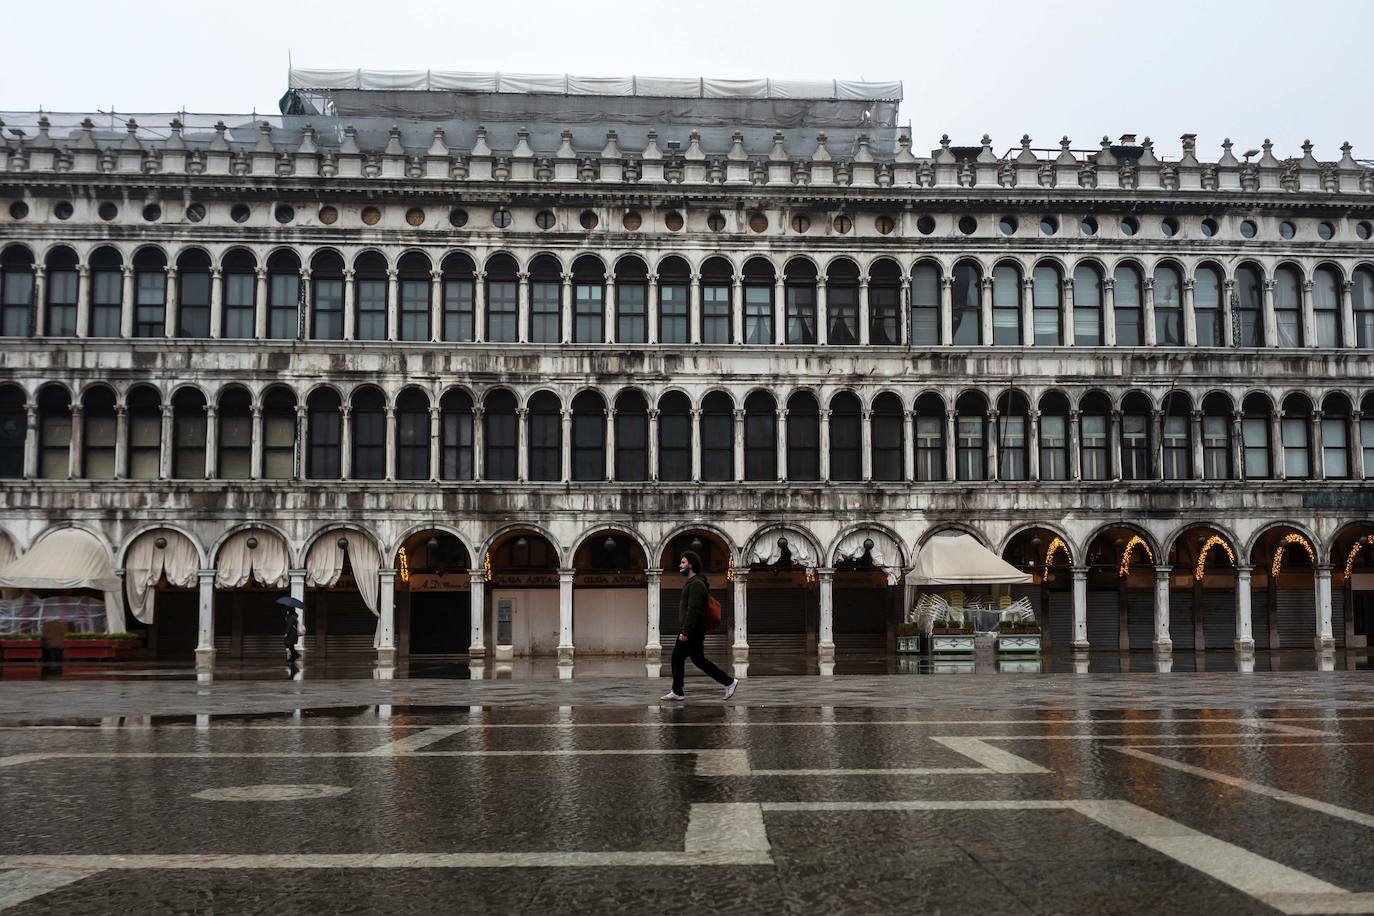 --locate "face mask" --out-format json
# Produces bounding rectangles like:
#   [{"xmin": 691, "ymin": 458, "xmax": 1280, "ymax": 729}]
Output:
[{"xmin": 680, "ymin": 564, "xmax": 691, "ymax": 576}]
